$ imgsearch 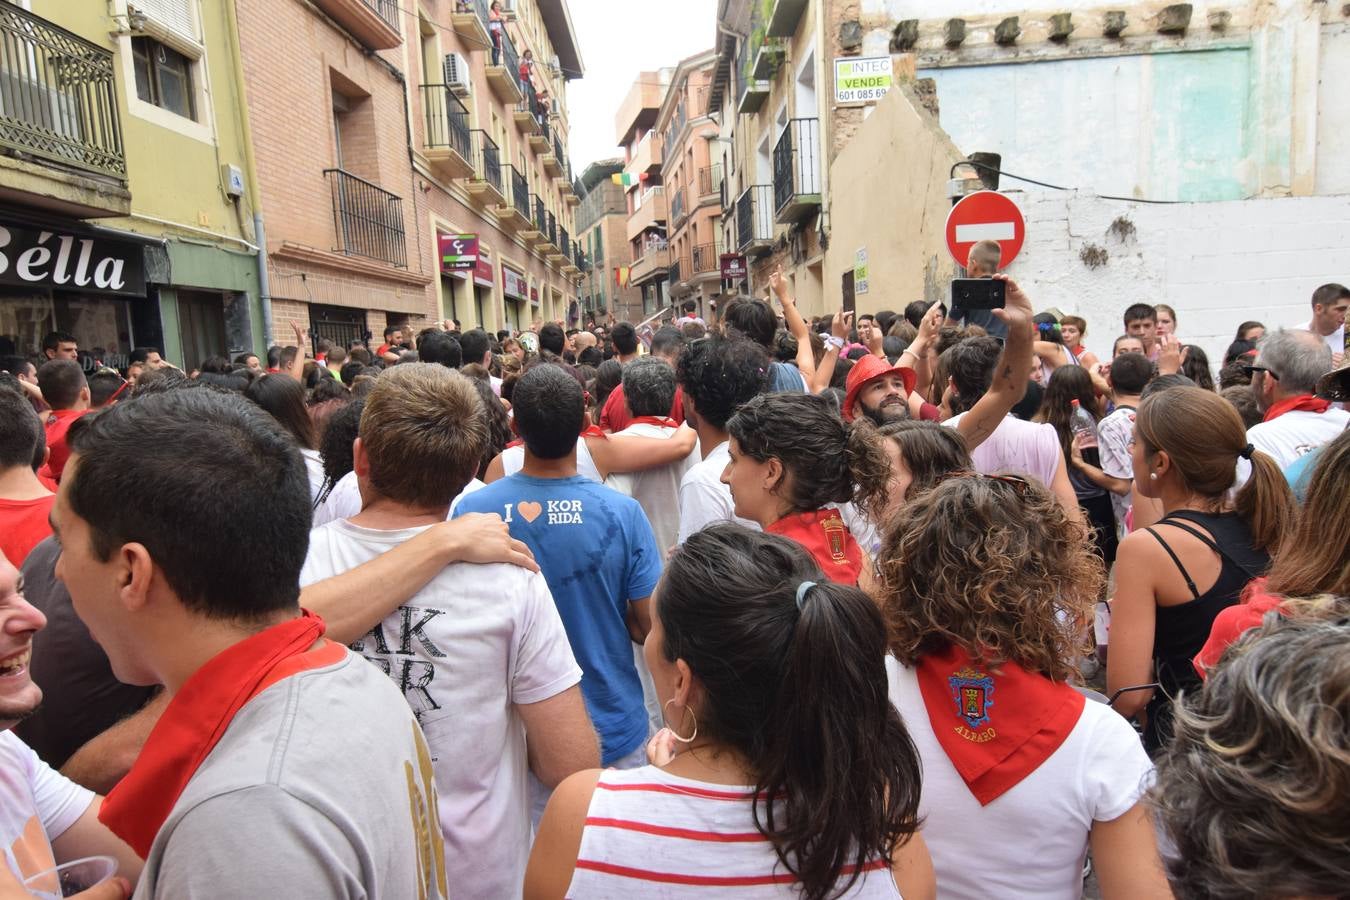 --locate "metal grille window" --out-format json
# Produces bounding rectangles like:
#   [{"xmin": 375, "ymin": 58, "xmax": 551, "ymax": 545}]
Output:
[
  {"xmin": 131, "ymin": 37, "xmax": 194, "ymax": 120},
  {"xmin": 324, "ymin": 168, "xmax": 408, "ymax": 267}
]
